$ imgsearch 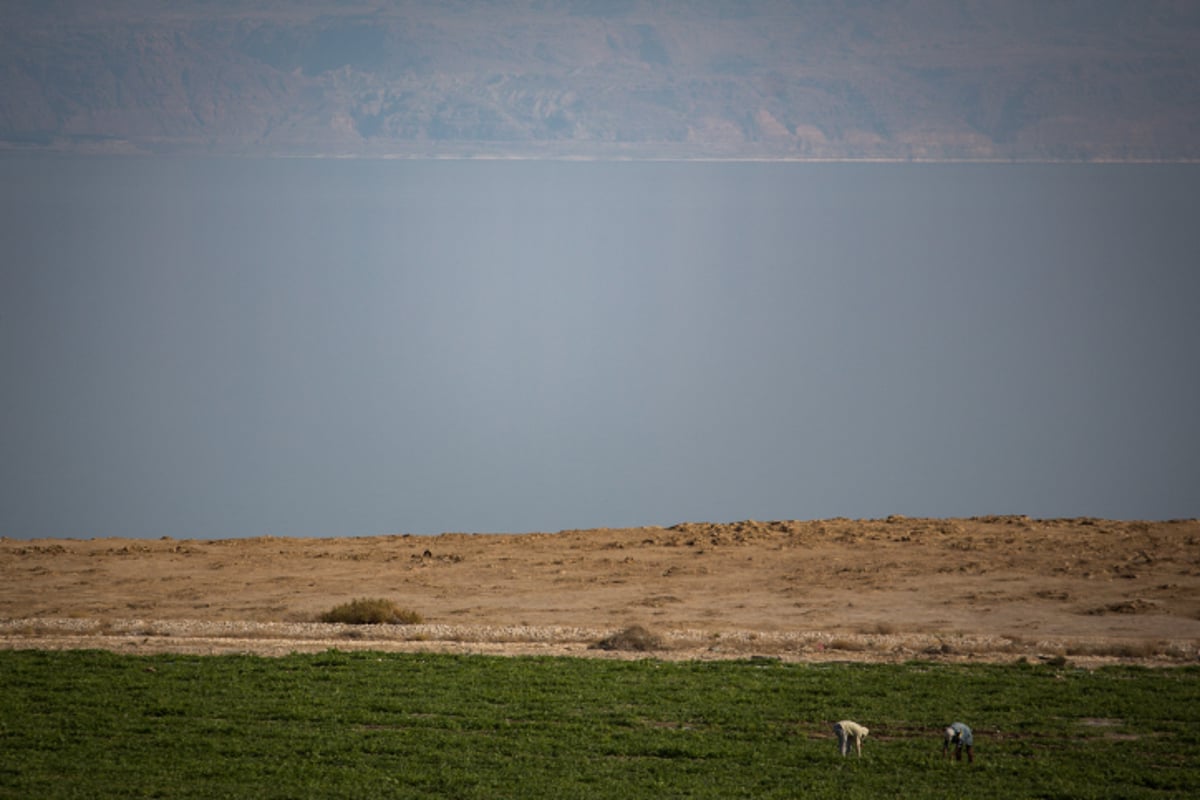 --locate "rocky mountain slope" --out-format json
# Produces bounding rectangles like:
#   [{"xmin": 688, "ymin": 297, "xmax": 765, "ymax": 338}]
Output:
[{"xmin": 3, "ymin": 0, "xmax": 1199, "ymax": 160}]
